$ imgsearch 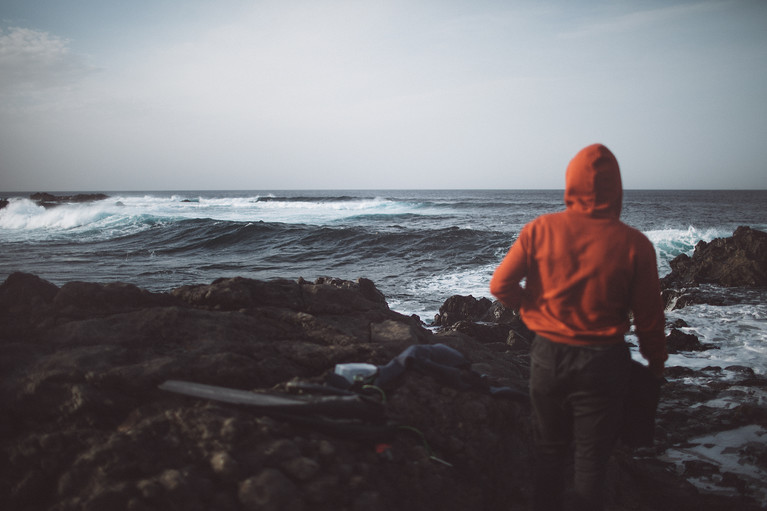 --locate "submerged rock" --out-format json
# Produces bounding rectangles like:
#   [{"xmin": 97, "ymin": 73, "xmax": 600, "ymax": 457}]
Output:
[{"xmin": 666, "ymin": 328, "xmax": 719, "ymax": 353}]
